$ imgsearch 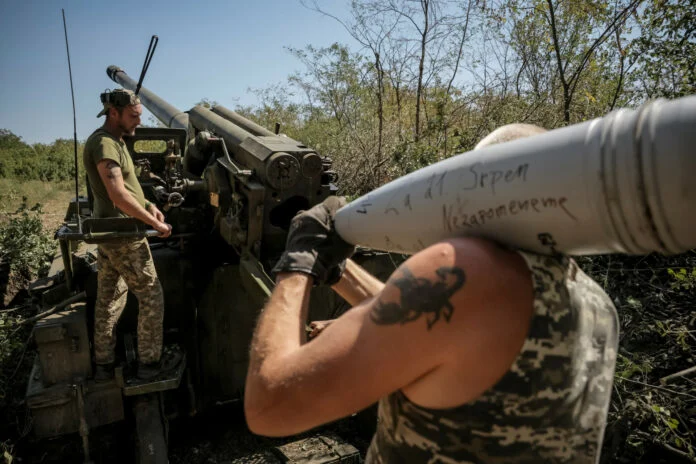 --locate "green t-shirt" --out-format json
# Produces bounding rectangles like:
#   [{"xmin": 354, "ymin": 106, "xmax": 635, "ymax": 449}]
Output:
[{"xmin": 83, "ymin": 128, "xmax": 147, "ymax": 218}]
